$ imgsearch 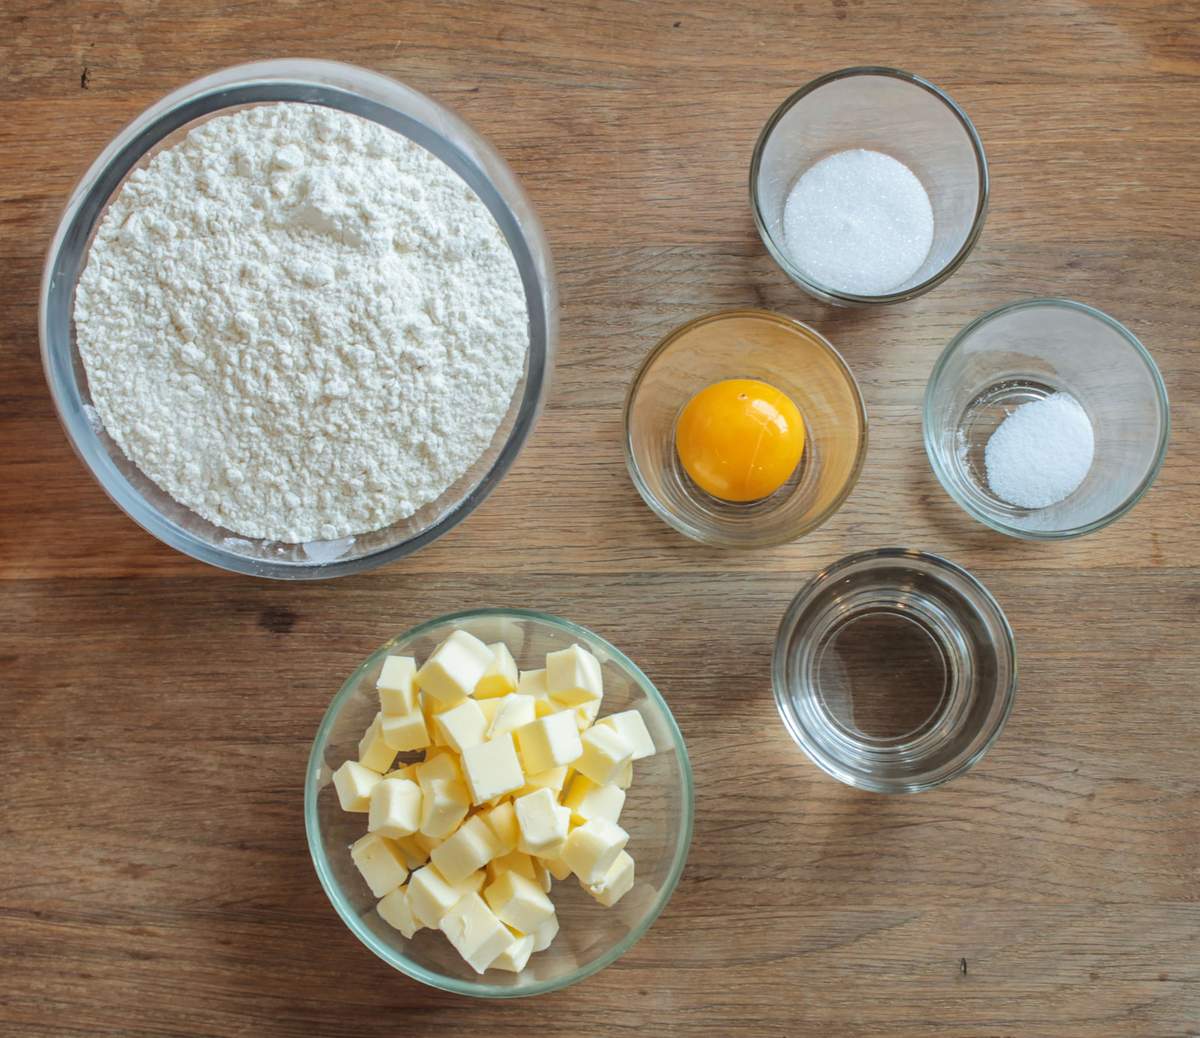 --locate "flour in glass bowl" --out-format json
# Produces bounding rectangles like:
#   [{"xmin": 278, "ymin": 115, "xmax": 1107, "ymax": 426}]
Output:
[{"xmin": 74, "ymin": 102, "xmax": 529, "ymax": 543}]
